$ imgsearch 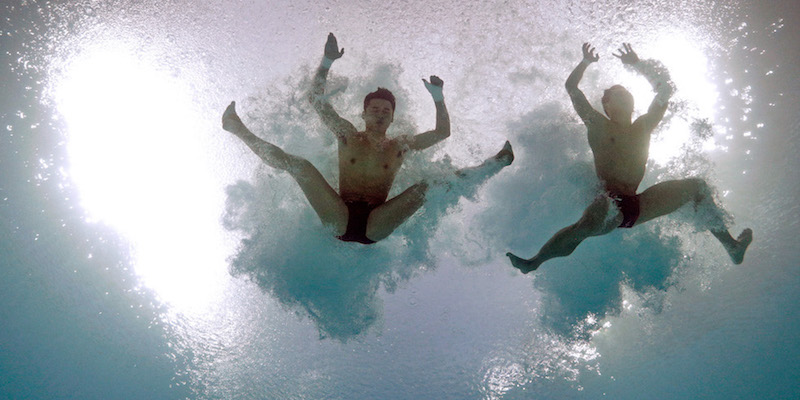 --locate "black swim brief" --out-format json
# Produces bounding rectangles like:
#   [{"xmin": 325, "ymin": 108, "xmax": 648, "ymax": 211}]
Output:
[
  {"xmin": 609, "ymin": 191, "xmax": 640, "ymax": 228},
  {"xmin": 337, "ymin": 201, "xmax": 380, "ymax": 244}
]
